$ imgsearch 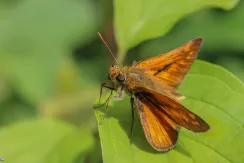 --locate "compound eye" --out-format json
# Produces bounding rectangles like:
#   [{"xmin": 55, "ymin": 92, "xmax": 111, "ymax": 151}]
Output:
[
  {"xmin": 107, "ymin": 74, "xmax": 111, "ymax": 80},
  {"xmin": 116, "ymin": 74, "xmax": 125, "ymax": 83}
]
